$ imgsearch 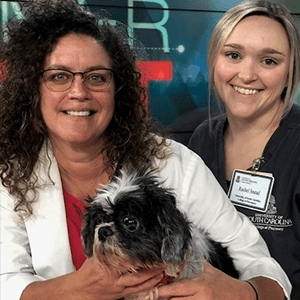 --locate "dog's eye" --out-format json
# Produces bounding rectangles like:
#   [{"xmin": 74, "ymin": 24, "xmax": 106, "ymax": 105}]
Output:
[
  {"xmin": 123, "ymin": 217, "xmax": 140, "ymax": 232},
  {"xmin": 95, "ymin": 217, "xmax": 104, "ymax": 225}
]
